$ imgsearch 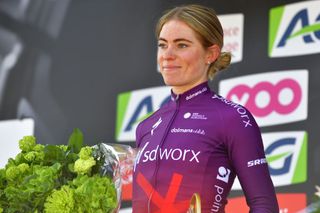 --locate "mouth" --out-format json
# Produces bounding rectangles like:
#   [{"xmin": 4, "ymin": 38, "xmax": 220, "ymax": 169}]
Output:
[{"xmin": 162, "ymin": 65, "xmax": 181, "ymax": 71}]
